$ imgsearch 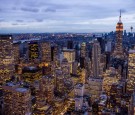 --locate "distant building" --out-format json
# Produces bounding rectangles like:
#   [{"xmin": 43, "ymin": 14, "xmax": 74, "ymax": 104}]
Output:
[
  {"xmin": 40, "ymin": 42, "xmax": 51, "ymax": 63},
  {"xmin": 0, "ymin": 35, "xmax": 14, "ymax": 84},
  {"xmin": 113, "ymin": 11, "xmax": 124, "ymax": 59},
  {"xmin": 28, "ymin": 41, "xmax": 40, "ymax": 61},
  {"xmin": 74, "ymin": 83, "xmax": 84, "ymax": 111},
  {"xmin": 127, "ymin": 50, "xmax": 135, "ymax": 93},
  {"xmin": 87, "ymin": 78, "xmax": 102, "ymax": 101},
  {"xmin": 13, "ymin": 42, "xmax": 20, "ymax": 64},
  {"xmin": 34, "ymin": 76, "xmax": 54, "ymax": 114},
  {"xmin": 61, "ymin": 58, "xmax": 70, "ymax": 77},
  {"xmin": 63, "ymin": 49, "xmax": 75, "ymax": 73},
  {"xmin": 105, "ymin": 41, "xmax": 112, "ymax": 52},
  {"xmin": 80, "ymin": 42, "xmax": 86, "ymax": 68},
  {"xmin": 67, "ymin": 40, "xmax": 73, "ymax": 49},
  {"xmin": 91, "ymin": 39, "xmax": 102, "ymax": 78}
]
